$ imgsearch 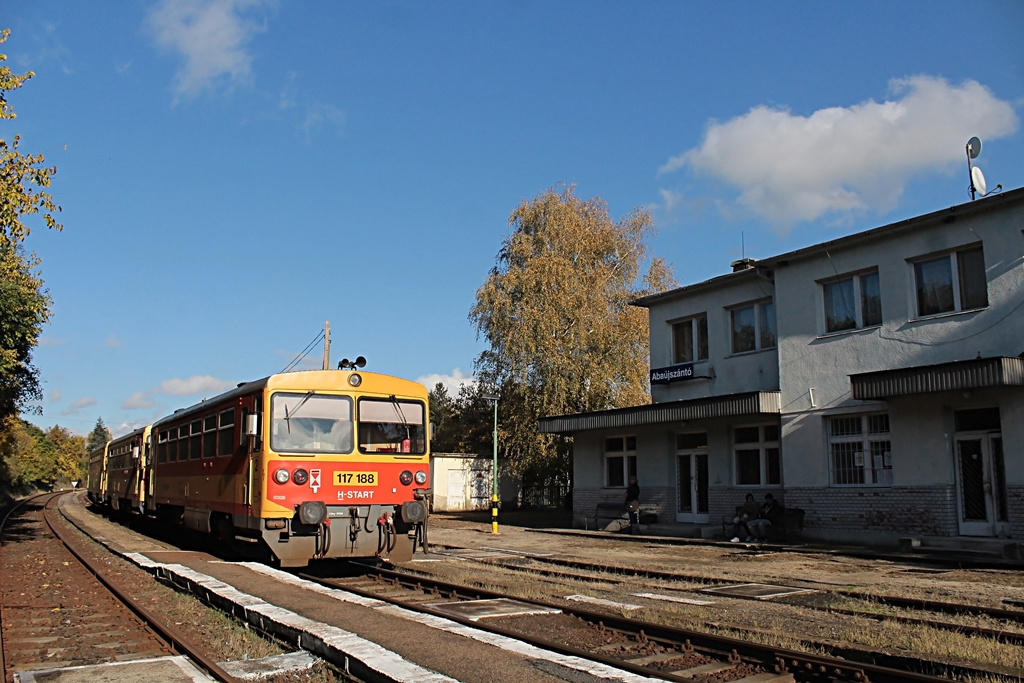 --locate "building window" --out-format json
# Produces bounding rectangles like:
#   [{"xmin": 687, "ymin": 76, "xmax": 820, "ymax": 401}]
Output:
[
  {"xmin": 823, "ymin": 270, "xmax": 881, "ymax": 333},
  {"xmin": 730, "ymin": 300, "xmax": 775, "ymax": 354},
  {"xmin": 672, "ymin": 314, "xmax": 708, "ymax": 363},
  {"xmin": 828, "ymin": 413, "xmax": 892, "ymax": 486},
  {"xmin": 733, "ymin": 424, "xmax": 780, "ymax": 486},
  {"xmin": 913, "ymin": 245, "xmax": 987, "ymax": 317},
  {"xmin": 605, "ymin": 435, "xmax": 637, "ymax": 488}
]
